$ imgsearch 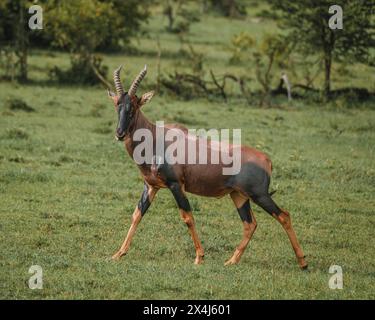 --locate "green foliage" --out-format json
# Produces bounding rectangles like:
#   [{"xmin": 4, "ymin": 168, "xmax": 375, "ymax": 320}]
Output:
[
  {"xmin": 0, "ymin": 0, "xmax": 33, "ymax": 80},
  {"xmin": 255, "ymin": 8, "xmax": 279, "ymax": 20},
  {"xmin": 270, "ymin": 0, "xmax": 373, "ymax": 62},
  {"xmin": 209, "ymin": 0, "xmax": 247, "ymax": 18},
  {"xmin": 230, "ymin": 32, "xmax": 291, "ymax": 105},
  {"xmin": 43, "ymin": 0, "xmax": 151, "ymax": 84},
  {"xmin": 230, "ymin": 32, "xmax": 256, "ymax": 63},
  {"xmin": 50, "ymin": 53, "xmax": 108, "ymax": 85},
  {"xmin": 0, "ymin": 0, "xmax": 151, "ymax": 83},
  {"xmin": 0, "ymin": 0, "xmax": 30, "ymax": 41},
  {"xmin": 45, "ymin": 1, "xmax": 114, "ymax": 84},
  {"xmin": 268, "ymin": 0, "xmax": 374, "ymax": 97},
  {"xmin": 46, "ymin": 1, "xmax": 115, "ymax": 53},
  {"xmin": 31, "ymin": 0, "xmax": 150, "ymax": 51},
  {"xmin": 98, "ymin": 0, "xmax": 151, "ymax": 51}
]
